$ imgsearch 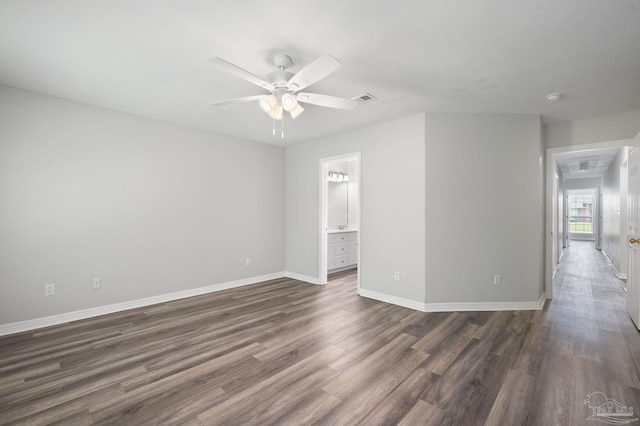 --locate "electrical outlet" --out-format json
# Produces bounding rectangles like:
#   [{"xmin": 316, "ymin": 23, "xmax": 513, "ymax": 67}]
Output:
[
  {"xmin": 394, "ymin": 271, "xmax": 400, "ymax": 281},
  {"xmin": 45, "ymin": 283, "xmax": 55, "ymax": 296},
  {"xmin": 493, "ymin": 275, "xmax": 501, "ymax": 285},
  {"xmin": 245, "ymin": 258, "xmax": 251, "ymax": 266},
  {"xmin": 92, "ymin": 277, "xmax": 101, "ymax": 289}
]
